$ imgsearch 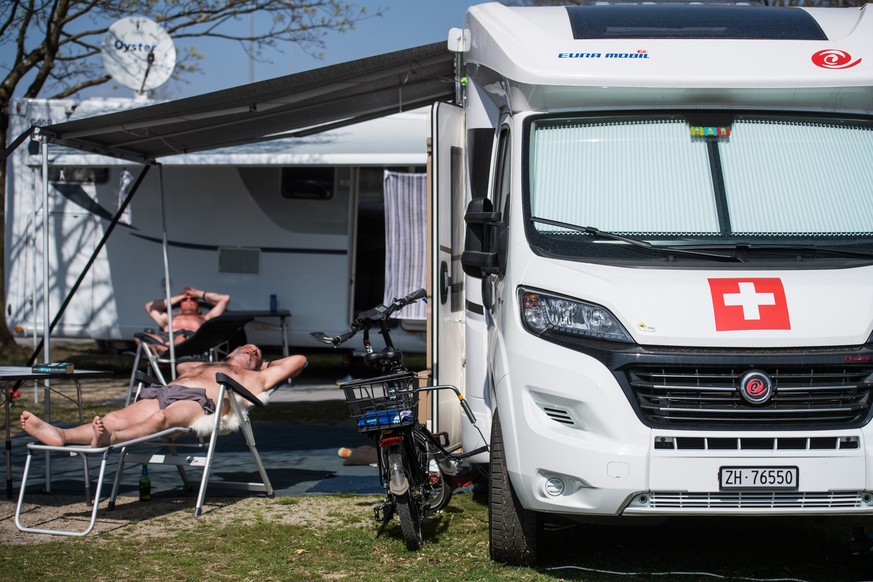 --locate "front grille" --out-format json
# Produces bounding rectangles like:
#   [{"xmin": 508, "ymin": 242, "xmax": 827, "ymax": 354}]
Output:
[
  {"xmin": 627, "ymin": 365, "xmax": 873, "ymax": 428},
  {"xmin": 628, "ymin": 491, "xmax": 870, "ymax": 512},
  {"xmin": 654, "ymin": 435, "xmax": 860, "ymax": 451}
]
